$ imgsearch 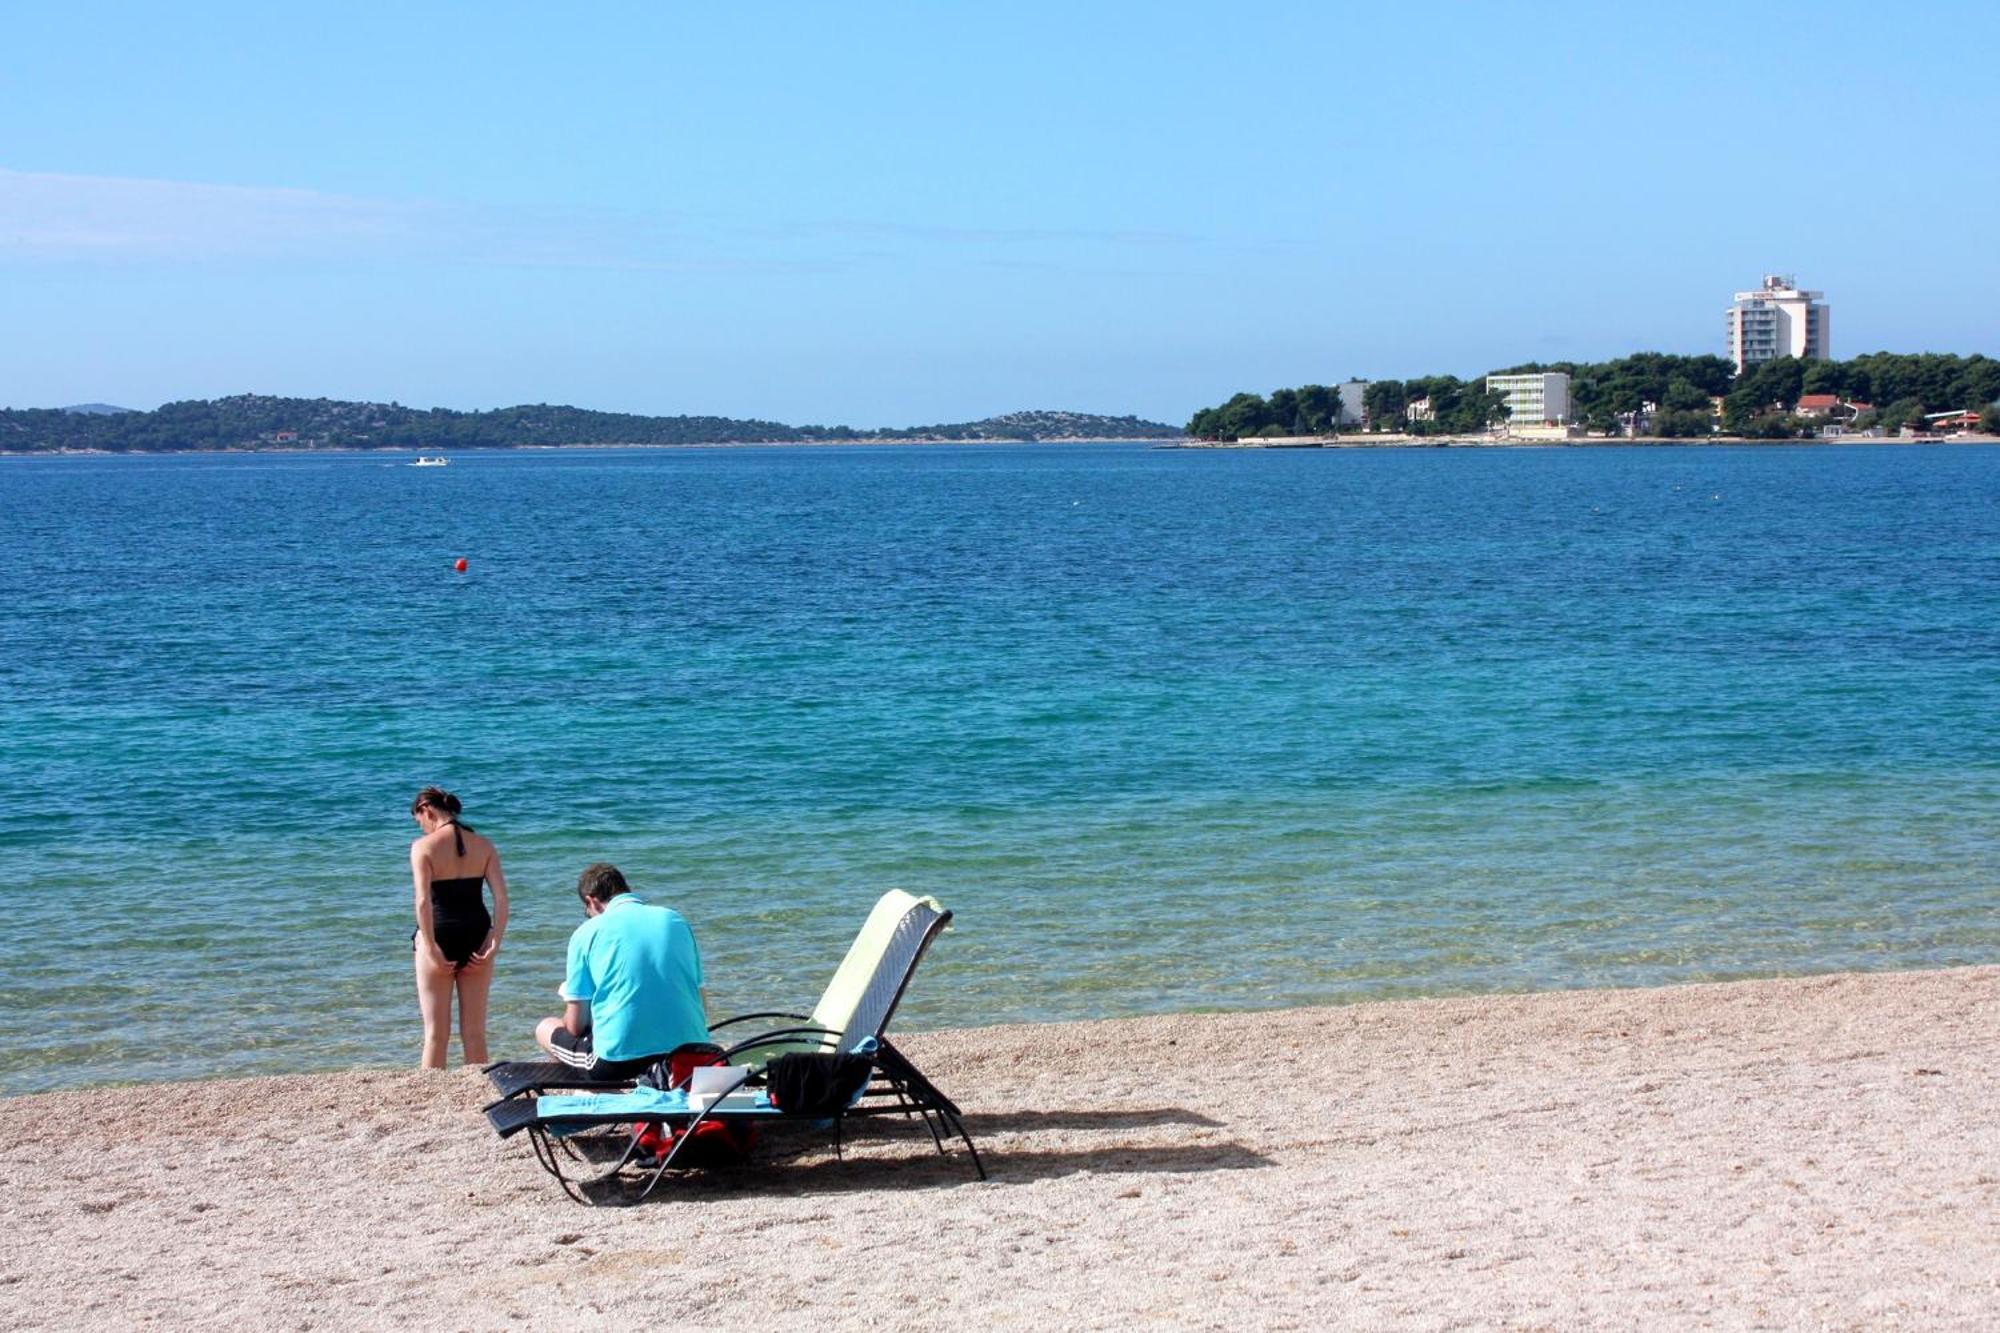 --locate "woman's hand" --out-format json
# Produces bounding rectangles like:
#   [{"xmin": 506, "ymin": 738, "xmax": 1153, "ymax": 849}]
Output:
[
  {"xmin": 425, "ymin": 942, "xmax": 453, "ymax": 971},
  {"xmin": 471, "ymin": 932, "xmax": 502, "ymax": 965}
]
